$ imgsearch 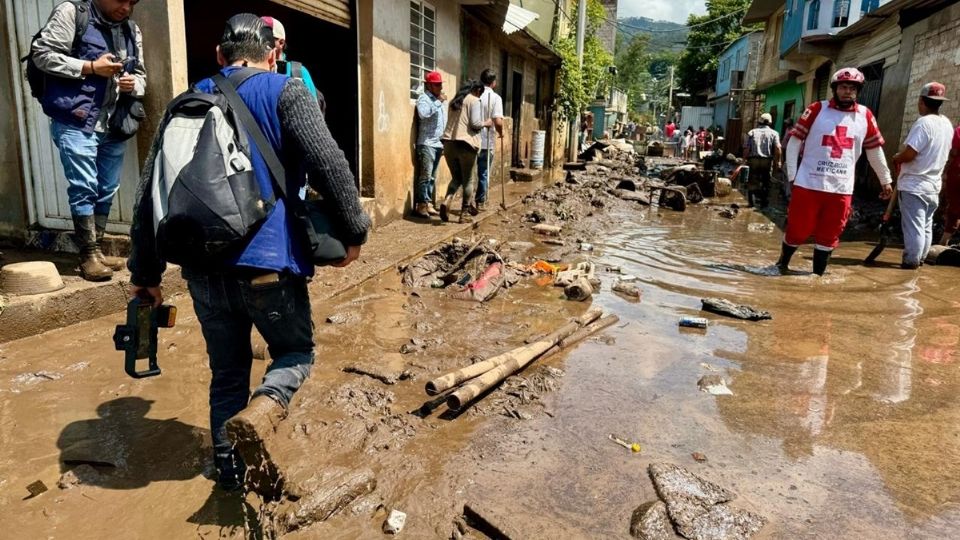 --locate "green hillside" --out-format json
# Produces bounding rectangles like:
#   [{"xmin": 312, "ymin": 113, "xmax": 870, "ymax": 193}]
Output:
[{"xmin": 617, "ymin": 16, "xmax": 688, "ymax": 53}]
